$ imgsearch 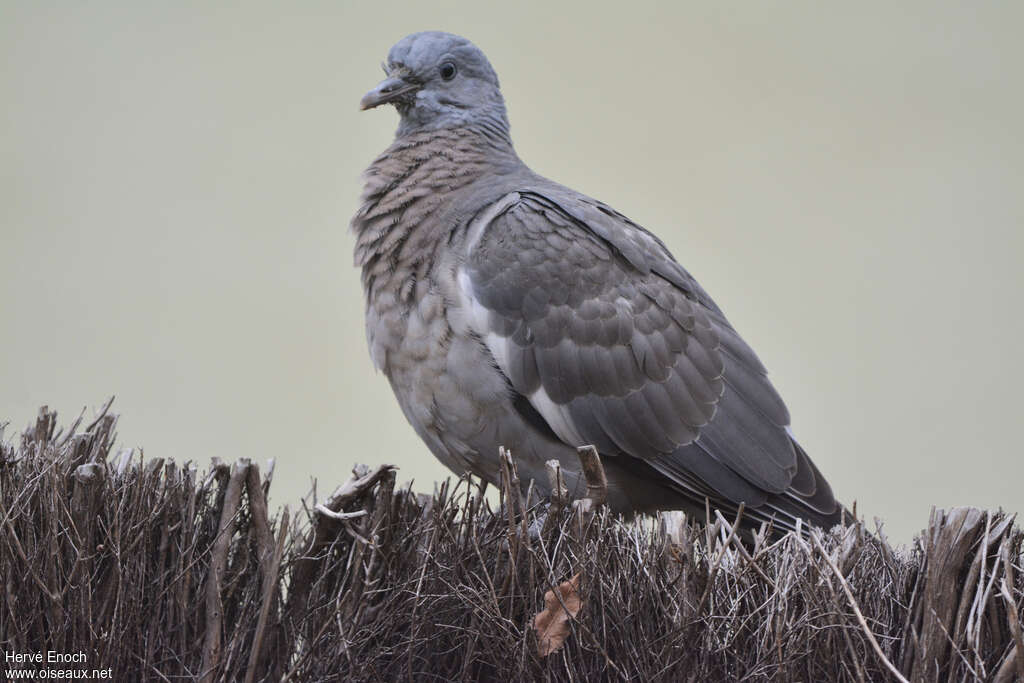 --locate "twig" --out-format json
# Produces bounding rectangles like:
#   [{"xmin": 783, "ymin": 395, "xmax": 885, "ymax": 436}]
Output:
[
  {"xmin": 245, "ymin": 505, "xmax": 290, "ymax": 683},
  {"xmin": 574, "ymin": 445, "xmax": 607, "ymax": 509},
  {"xmin": 693, "ymin": 503, "xmax": 744, "ymax": 619},
  {"xmin": 285, "ymin": 463, "xmax": 395, "ymax": 634},
  {"xmin": 199, "ymin": 459, "xmax": 249, "ymax": 683},
  {"xmin": 314, "ymin": 507, "xmax": 368, "ymax": 521},
  {"xmin": 999, "ymin": 541, "xmax": 1024, "ymax": 683},
  {"xmin": 812, "ymin": 532, "xmax": 909, "ymax": 683},
  {"xmin": 540, "ymin": 459, "xmax": 569, "ymax": 540},
  {"xmin": 243, "ymin": 461, "xmax": 282, "ymax": 683},
  {"xmin": 711, "ymin": 509, "xmax": 777, "ymax": 591}
]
